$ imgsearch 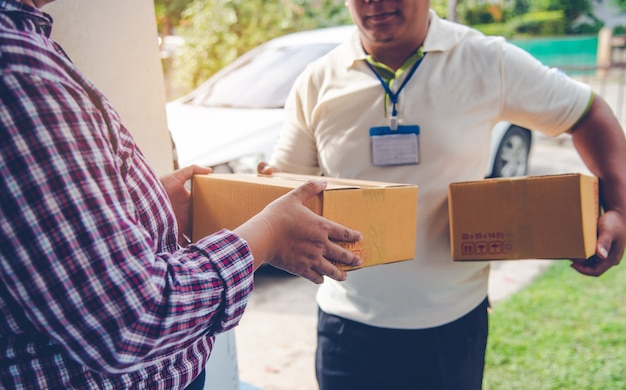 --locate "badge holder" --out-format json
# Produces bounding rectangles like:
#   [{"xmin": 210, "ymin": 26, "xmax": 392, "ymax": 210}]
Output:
[{"xmin": 370, "ymin": 122, "xmax": 420, "ymax": 166}]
